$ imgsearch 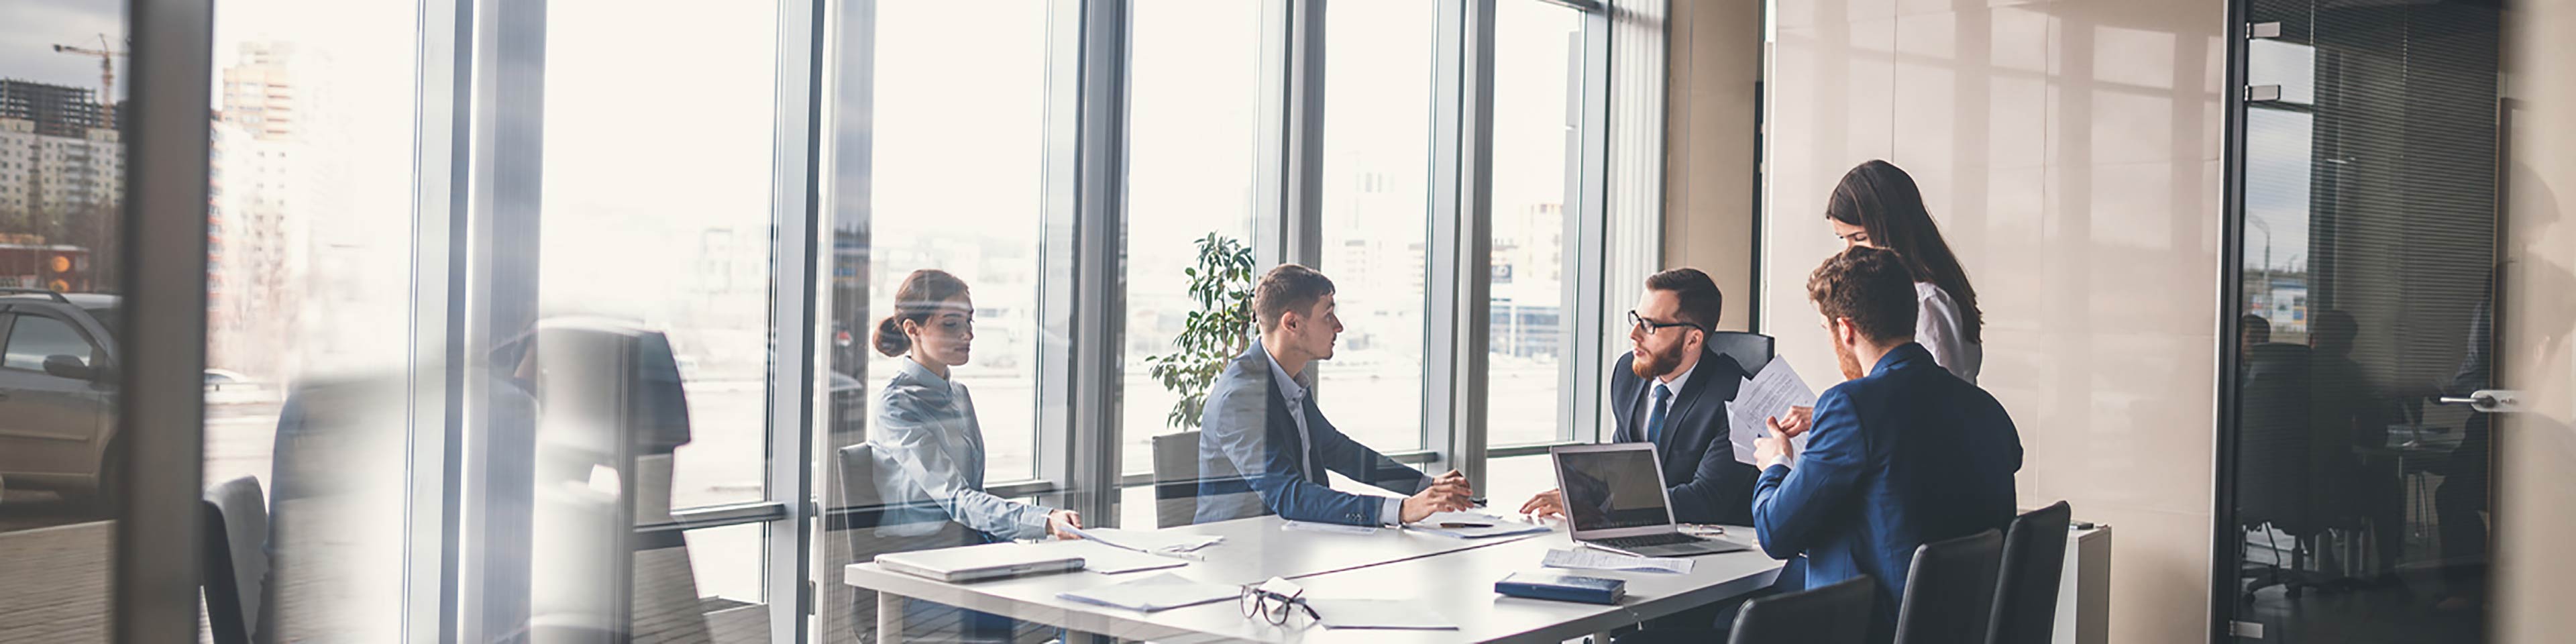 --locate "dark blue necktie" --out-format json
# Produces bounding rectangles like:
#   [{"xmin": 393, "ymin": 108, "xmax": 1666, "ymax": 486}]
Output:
[{"xmin": 1647, "ymin": 383, "xmax": 1672, "ymax": 443}]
